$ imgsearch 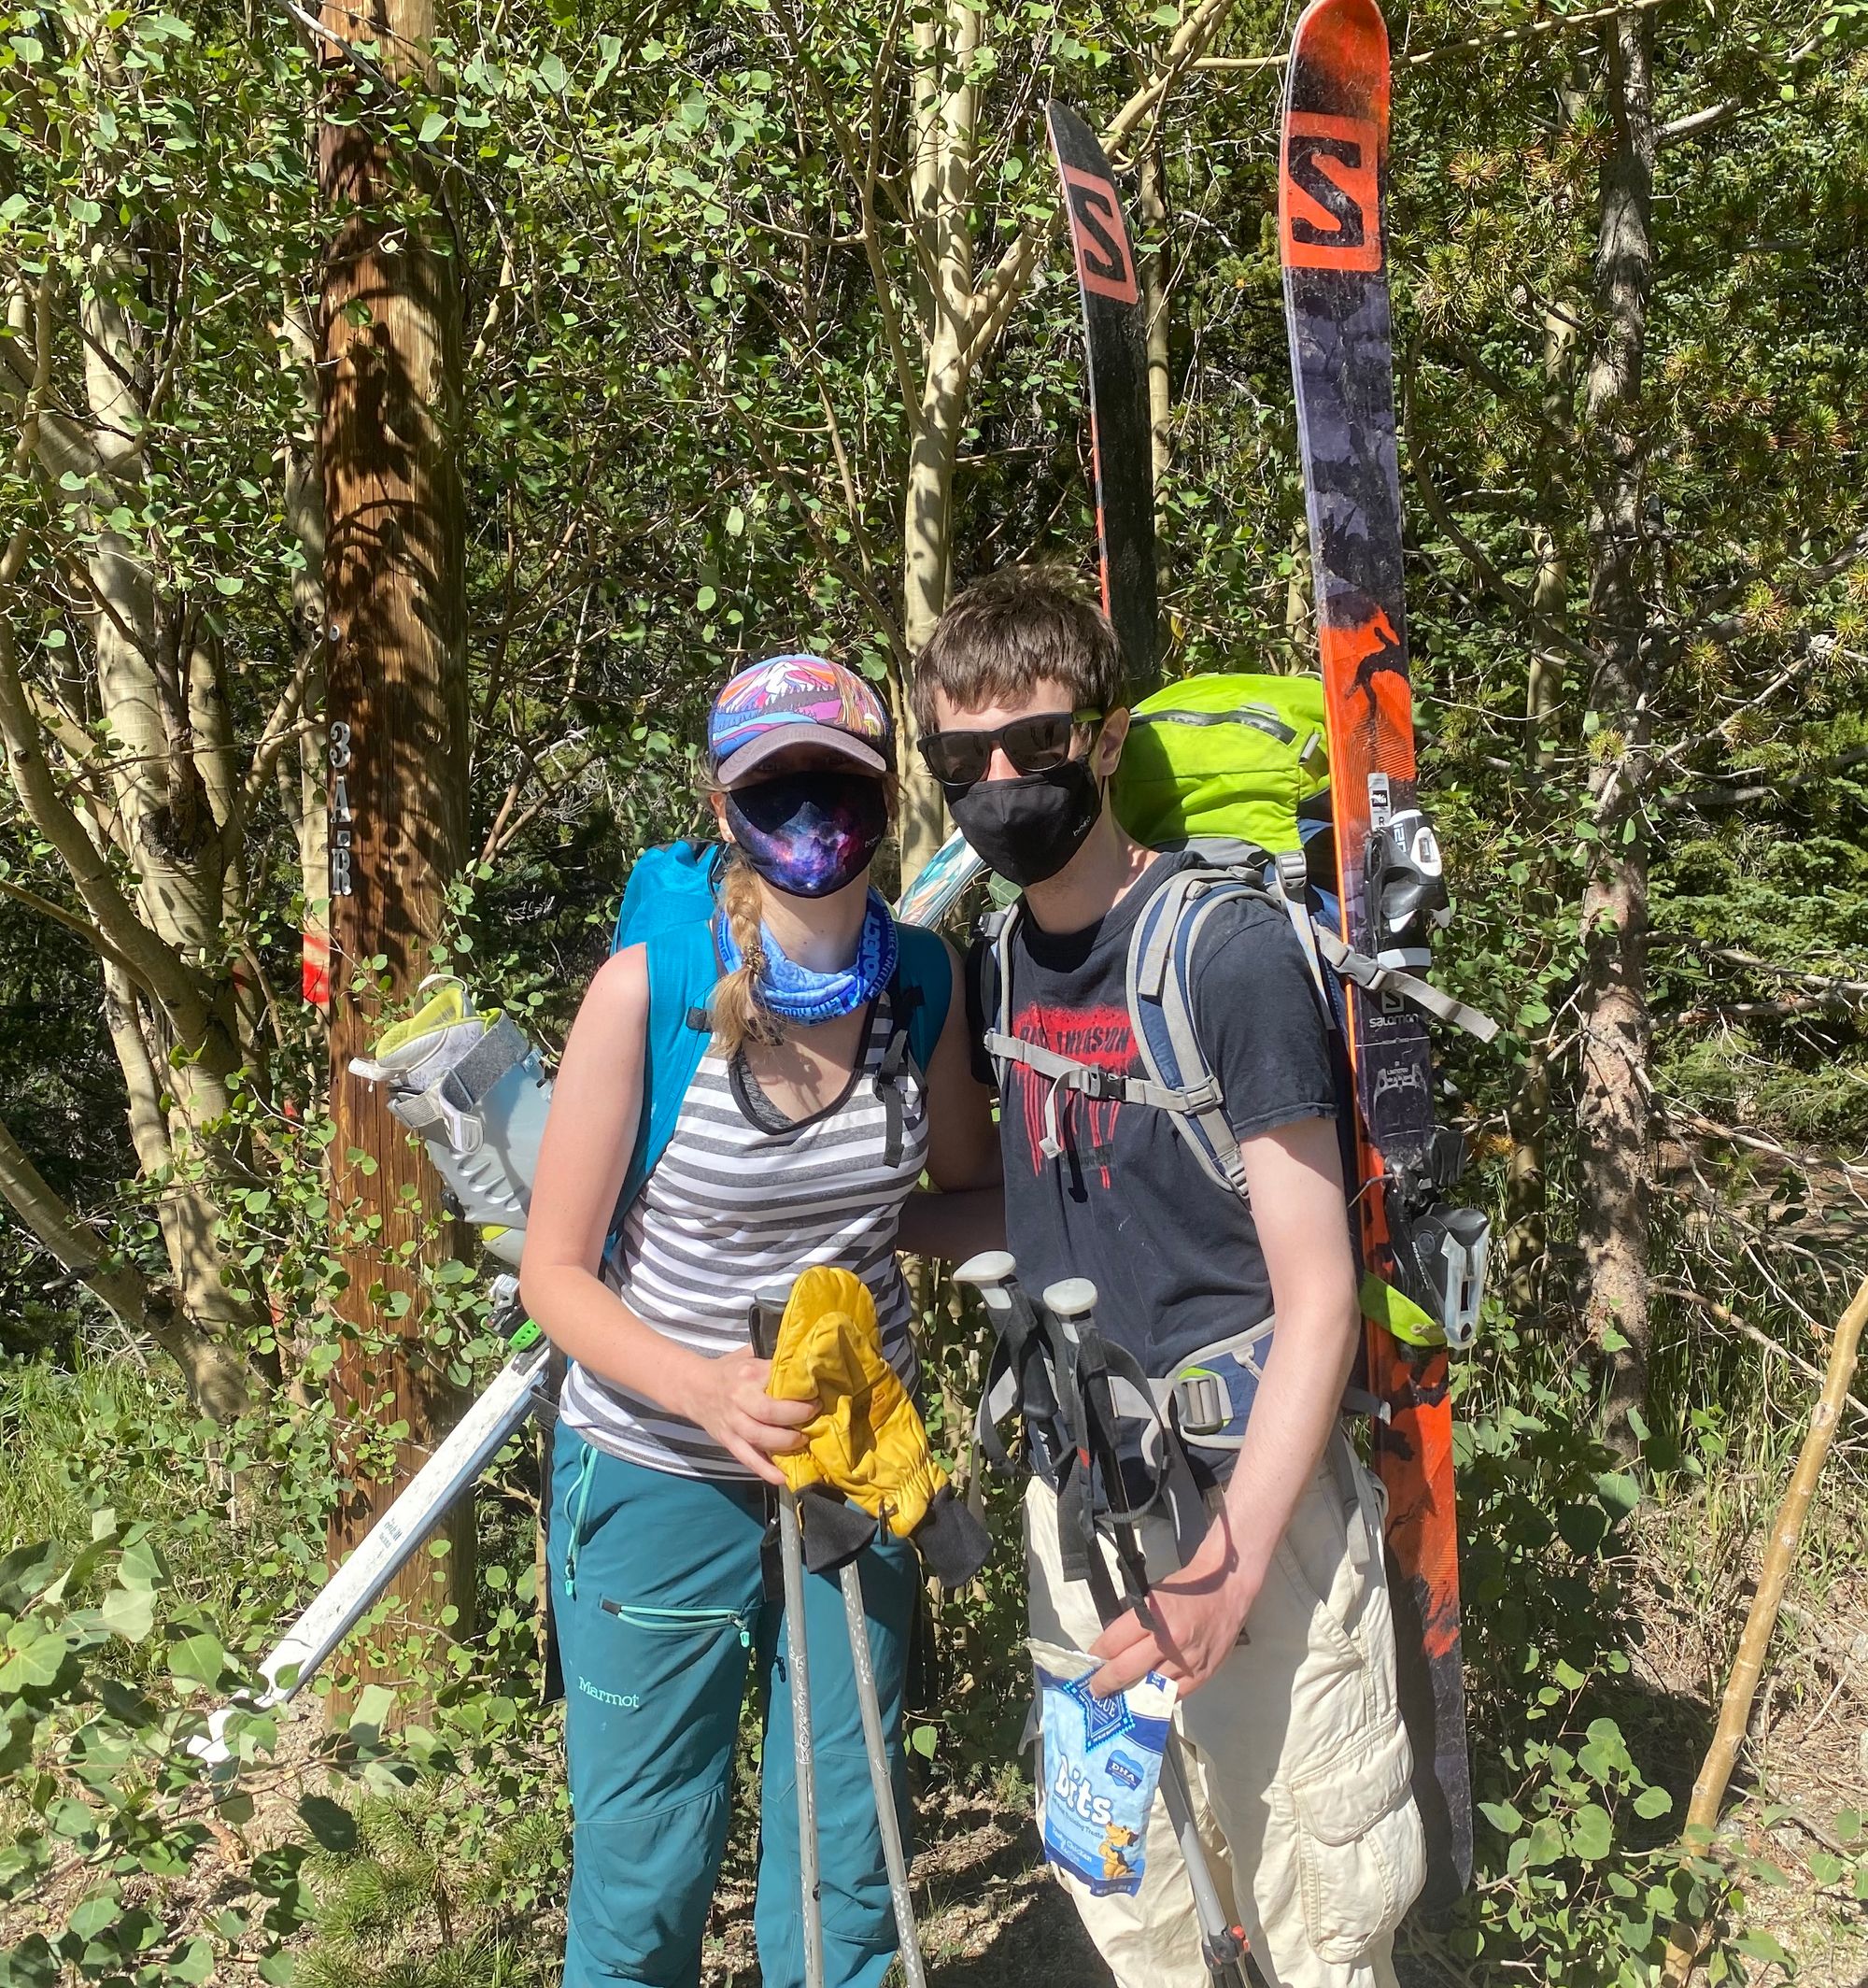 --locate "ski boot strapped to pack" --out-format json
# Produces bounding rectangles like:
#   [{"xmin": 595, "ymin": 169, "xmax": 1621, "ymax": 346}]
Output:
[{"xmin": 347, "ymin": 974, "xmax": 551, "ymax": 1267}]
